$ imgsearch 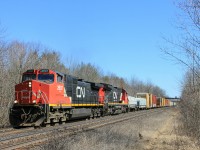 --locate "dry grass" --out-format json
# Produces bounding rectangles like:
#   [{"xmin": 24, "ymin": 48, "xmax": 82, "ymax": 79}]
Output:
[{"xmin": 35, "ymin": 108, "xmax": 200, "ymax": 150}]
